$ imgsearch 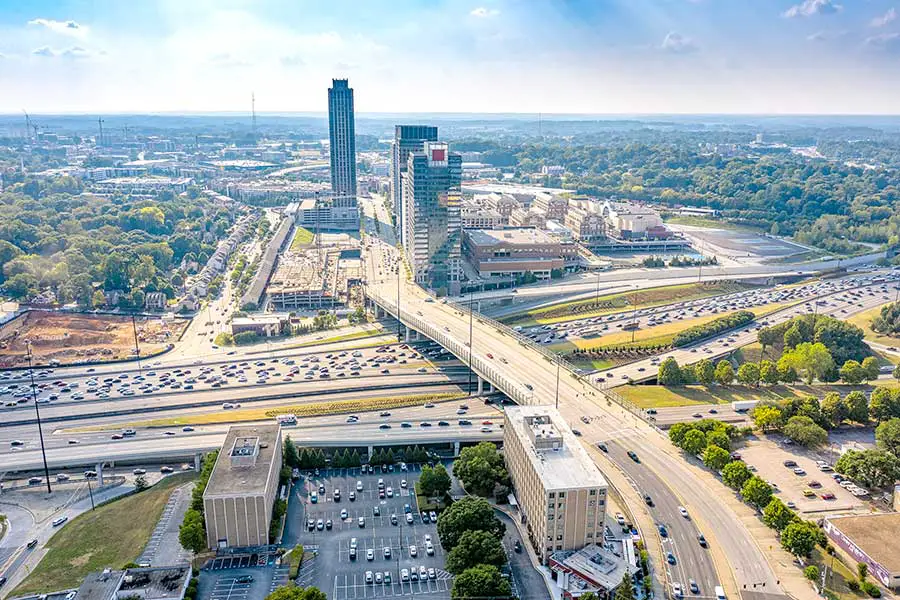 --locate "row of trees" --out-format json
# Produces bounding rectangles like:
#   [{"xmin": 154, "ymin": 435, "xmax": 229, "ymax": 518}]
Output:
[
  {"xmin": 658, "ymin": 357, "xmax": 738, "ymax": 386},
  {"xmin": 671, "ymin": 310, "xmax": 755, "ymax": 347},
  {"xmin": 282, "ymin": 437, "xmax": 438, "ymax": 470},
  {"xmin": 668, "ymin": 419, "xmax": 745, "ymax": 470},
  {"xmin": 179, "ymin": 451, "xmax": 219, "ymax": 553},
  {"xmin": 758, "ymin": 314, "xmax": 869, "ymax": 367},
  {"xmin": 871, "ymin": 301, "xmax": 900, "ymax": 337}
]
